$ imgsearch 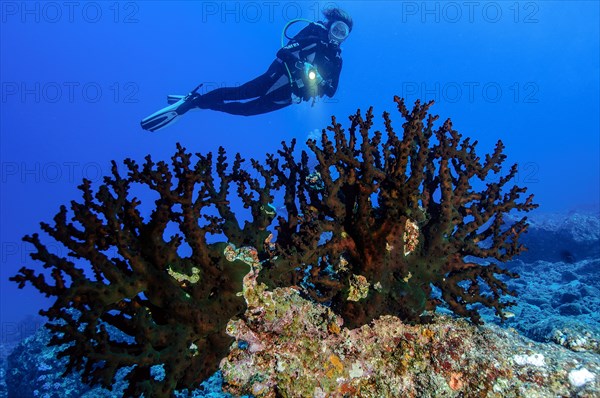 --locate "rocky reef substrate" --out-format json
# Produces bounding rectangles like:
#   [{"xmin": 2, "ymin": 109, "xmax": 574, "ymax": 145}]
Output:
[{"xmin": 220, "ymin": 281, "xmax": 599, "ymax": 397}]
